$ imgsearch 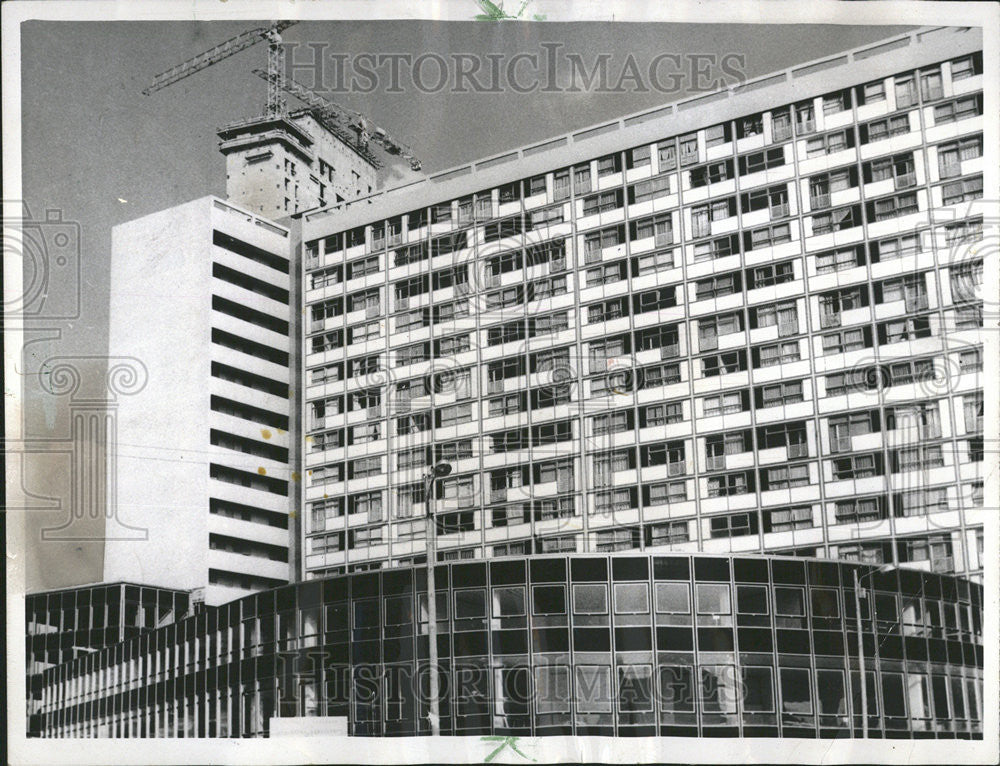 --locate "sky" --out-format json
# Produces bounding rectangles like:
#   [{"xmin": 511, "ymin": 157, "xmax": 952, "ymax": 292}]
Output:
[{"xmin": 18, "ymin": 18, "xmax": 916, "ymax": 590}]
